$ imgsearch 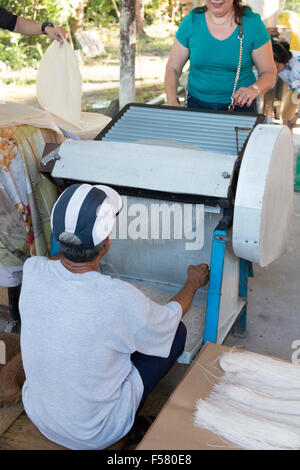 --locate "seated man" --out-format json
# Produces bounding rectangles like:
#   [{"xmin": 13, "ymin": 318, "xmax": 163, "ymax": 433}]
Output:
[{"xmin": 19, "ymin": 183, "xmax": 209, "ymax": 450}]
